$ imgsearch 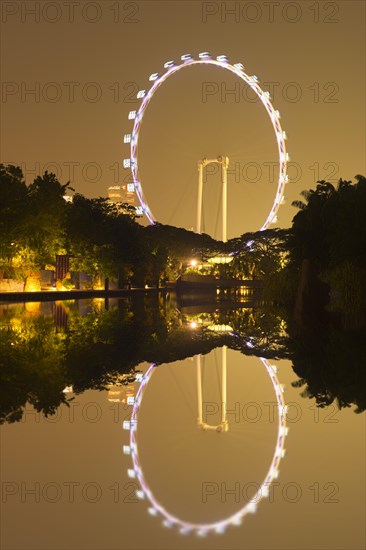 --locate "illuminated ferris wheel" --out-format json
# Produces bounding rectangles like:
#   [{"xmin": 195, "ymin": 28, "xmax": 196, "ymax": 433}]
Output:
[
  {"xmin": 122, "ymin": 355, "xmax": 289, "ymax": 536},
  {"xmin": 123, "ymin": 52, "xmax": 289, "ymax": 230}
]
